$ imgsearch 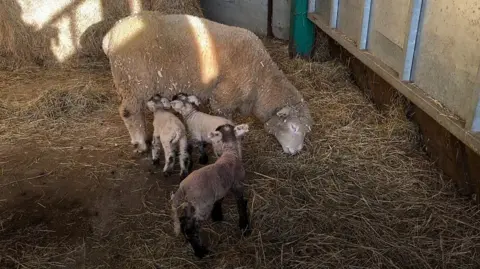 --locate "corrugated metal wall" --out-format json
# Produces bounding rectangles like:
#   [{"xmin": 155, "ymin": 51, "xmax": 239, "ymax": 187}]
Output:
[{"xmin": 200, "ymin": 0, "xmax": 291, "ymax": 40}]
